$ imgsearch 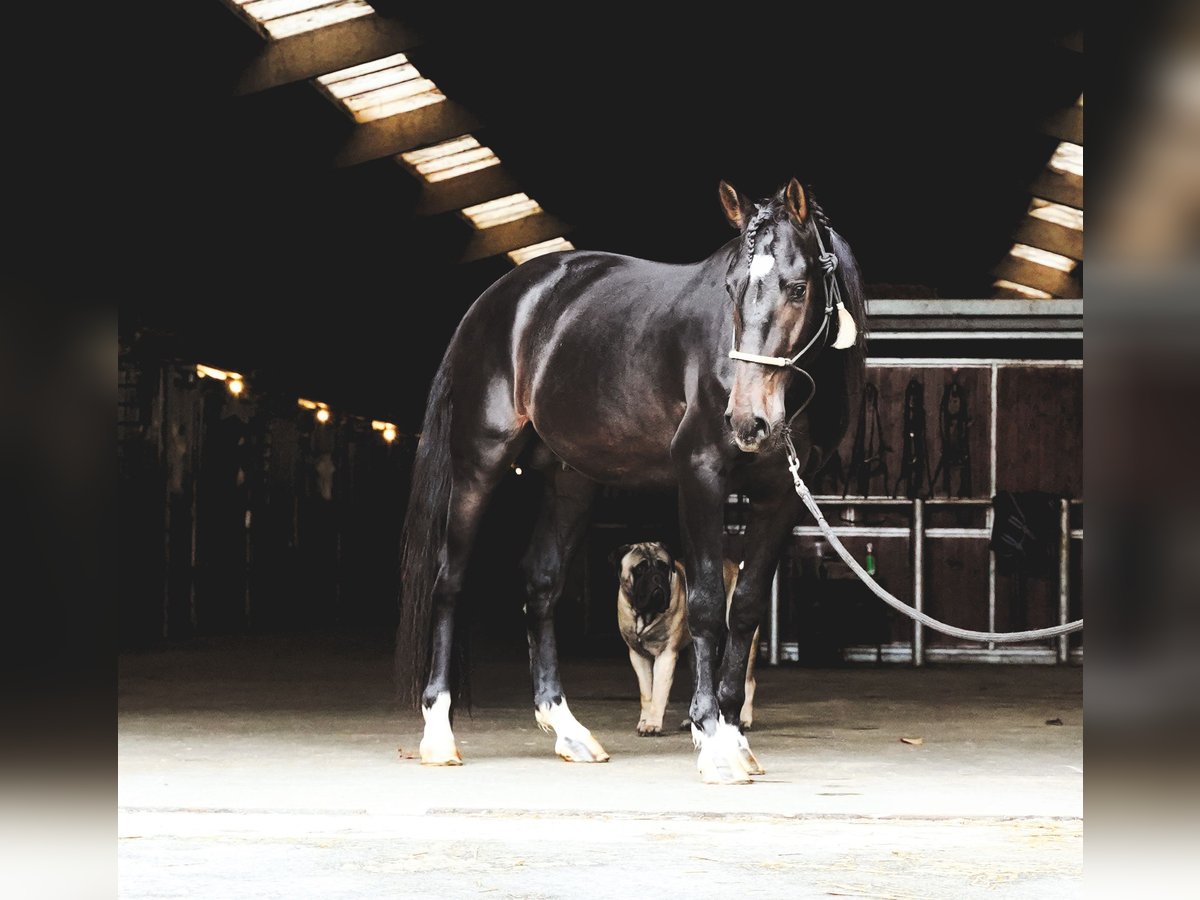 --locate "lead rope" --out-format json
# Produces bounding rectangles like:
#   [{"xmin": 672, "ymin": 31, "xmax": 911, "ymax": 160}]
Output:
[{"xmin": 781, "ymin": 431, "xmax": 1084, "ymax": 642}]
